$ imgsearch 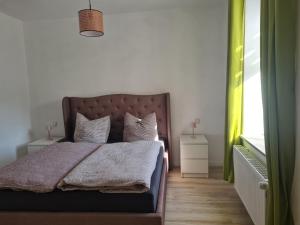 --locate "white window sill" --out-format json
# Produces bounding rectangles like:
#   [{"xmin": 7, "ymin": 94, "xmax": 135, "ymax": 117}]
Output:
[
  {"xmin": 241, "ymin": 135, "xmax": 265, "ymax": 154},
  {"xmin": 241, "ymin": 135, "xmax": 266, "ymax": 164}
]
